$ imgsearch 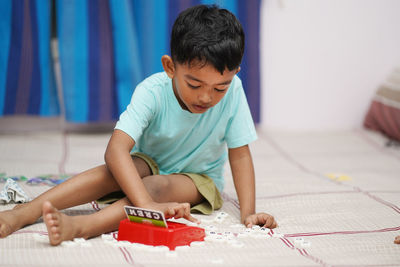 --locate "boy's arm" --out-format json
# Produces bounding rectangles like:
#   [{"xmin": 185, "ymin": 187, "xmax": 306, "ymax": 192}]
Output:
[
  {"xmin": 229, "ymin": 145, "xmax": 277, "ymax": 228},
  {"xmin": 105, "ymin": 129, "xmax": 197, "ymax": 222}
]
